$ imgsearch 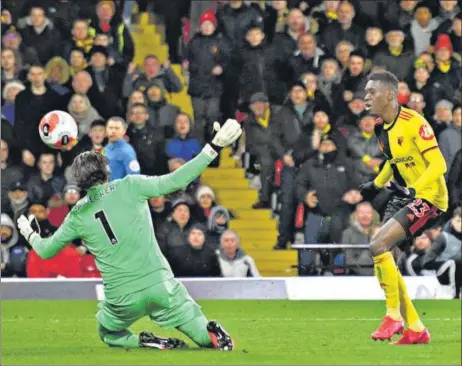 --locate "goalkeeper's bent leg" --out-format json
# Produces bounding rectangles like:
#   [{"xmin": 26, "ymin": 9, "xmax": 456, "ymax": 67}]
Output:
[
  {"xmin": 98, "ymin": 323, "xmax": 140, "ymax": 348},
  {"xmin": 176, "ymin": 314, "xmax": 213, "ymax": 348}
]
